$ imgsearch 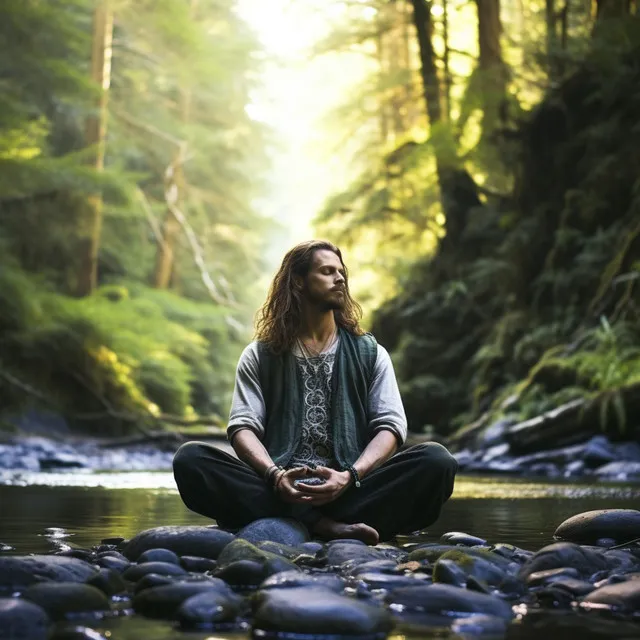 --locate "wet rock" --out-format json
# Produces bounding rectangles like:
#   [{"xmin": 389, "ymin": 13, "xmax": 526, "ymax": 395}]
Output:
[
  {"xmin": 322, "ymin": 542, "xmax": 390, "ymax": 568},
  {"xmin": 440, "ymin": 532, "xmax": 487, "ymax": 547},
  {"xmin": 0, "ymin": 598, "xmax": 49, "ymax": 640},
  {"xmin": 518, "ymin": 542, "xmax": 609, "ymax": 580},
  {"xmin": 531, "ymin": 586, "xmax": 575, "ymax": 609},
  {"xmin": 237, "ymin": 517, "xmax": 309, "ymax": 546},
  {"xmin": 132, "ymin": 579, "xmax": 232, "ymax": 619},
  {"xmin": 526, "ymin": 567, "xmax": 580, "ymax": 587},
  {"xmin": 123, "ymin": 525, "xmax": 234, "ymax": 561},
  {"xmin": 580, "ymin": 579, "xmax": 640, "ymax": 612},
  {"xmin": 386, "ymin": 583, "xmax": 513, "ymax": 619},
  {"xmin": 54, "ymin": 550, "xmax": 96, "ymax": 563},
  {"xmin": 177, "ymin": 590, "xmax": 243, "ymax": 629},
  {"xmin": 22, "ymin": 583, "xmax": 110, "ymax": 620},
  {"xmin": 594, "ymin": 462, "xmax": 640, "ymax": 481},
  {"xmin": 49, "ymin": 626, "xmax": 108, "ymax": 640},
  {"xmin": 256, "ymin": 540, "xmax": 303, "ymax": 560},
  {"xmin": 137, "ymin": 548, "xmax": 181, "ymax": 565},
  {"xmin": 548, "ymin": 577, "xmax": 594, "ymax": 597},
  {"xmin": 100, "ymin": 537, "xmax": 125, "ymax": 546},
  {"xmin": 0, "ymin": 555, "xmax": 99, "ymax": 594},
  {"xmin": 253, "ymin": 587, "xmax": 394, "ymax": 635},
  {"xmin": 87, "ymin": 568, "xmax": 127, "ymax": 596},
  {"xmin": 432, "ymin": 558, "xmax": 468, "ymax": 587},
  {"xmin": 260, "ymin": 570, "xmax": 345, "ymax": 593},
  {"xmin": 122, "ymin": 561, "xmax": 187, "ymax": 582},
  {"xmin": 347, "ymin": 560, "xmax": 400, "ymax": 577},
  {"xmin": 407, "ymin": 544, "xmax": 461, "ymax": 563},
  {"xmin": 180, "ymin": 556, "xmax": 217, "ymax": 572},
  {"xmin": 132, "ymin": 573, "xmax": 178, "ymax": 594},
  {"xmin": 554, "ymin": 510, "xmax": 640, "ymax": 545},
  {"xmin": 451, "ymin": 613, "xmax": 508, "ymax": 637},
  {"xmin": 491, "ymin": 543, "xmax": 534, "ymax": 563},
  {"xmin": 96, "ymin": 556, "xmax": 130, "ymax": 573},
  {"xmin": 299, "ymin": 541, "xmax": 323, "ymax": 555},
  {"xmin": 39, "ymin": 453, "xmax": 88, "ymax": 470},
  {"xmin": 434, "ymin": 550, "xmax": 507, "ymax": 587},
  {"xmin": 215, "ymin": 555, "xmax": 298, "ymax": 589},
  {"xmin": 356, "ymin": 572, "xmax": 430, "ymax": 591}
]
